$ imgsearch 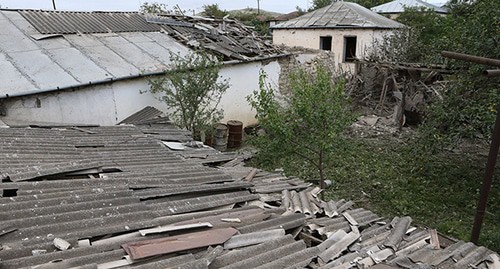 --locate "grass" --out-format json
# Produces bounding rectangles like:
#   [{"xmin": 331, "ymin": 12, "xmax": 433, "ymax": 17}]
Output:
[{"xmin": 249, "ymin": 137, "xmax": 500, "ymax": 252}]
